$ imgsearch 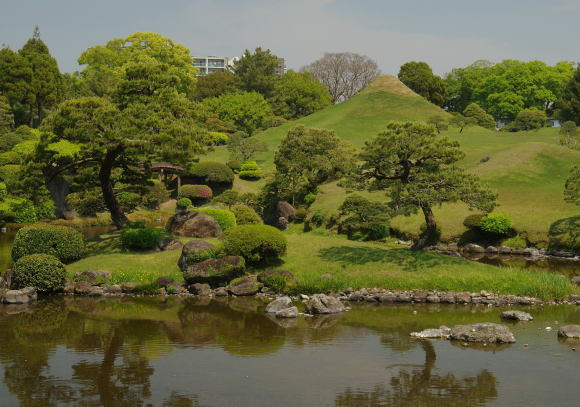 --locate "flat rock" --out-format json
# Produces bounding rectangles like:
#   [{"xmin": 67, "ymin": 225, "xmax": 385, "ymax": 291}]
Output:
[
  {"xmin": 305, "ymin": 294, "xmax": 346, "ymax": 314},
  {"xmin": 557, "ymin": 325, "xmax": 580, "ymax": 338},
  {"xmin": 275, "ymin": 306, "xmax": 298, "ymax": 318},
  {"xmin": 74, "ymin": 281, "xmax": 103, "ymax": 296},
  {"xmin": 227, "ymin": 276, "xmax": 262, "ymax": 296},
  {"xmin": 213, "ymin": 286, "xmax": 229, "ymax": 297},
  {"xmin": 266, "ymin": 296, "xmax": 293, "ymax": 313},
  {"xmin": 184, "ymin": 256, "xmax": 245, "ymax": 285},
  {"xmin": 0, "ymin": 287, "xmax": 37, "ymax": 304},
  {"xmin": 188, "ymin": 283, "xmax": 211, "ymax": 296},
  {"xmin": 450, "ymin": 323, "xmax": 516, "ymax": 343},
  {"xmin": 500, "ymin": 310, "xmax": 533, "ymax": 321},
  {"xmin": 104, "ymin": 285, "xmax": 122, "ymax": 294},
  {"xmin": 463, "ymin": 243, "xmax": 484, "ymax": 253},
  {"xmin": 157, "ymin": 238, "xmax": 183, "ymax": 252},
  {"xmin": 410, "ymin": 326, "xmax": 451, "ymax": 339},
  {"xmin": 498, "ymin": 246, "xmax": 513, "ymax": 254}
]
